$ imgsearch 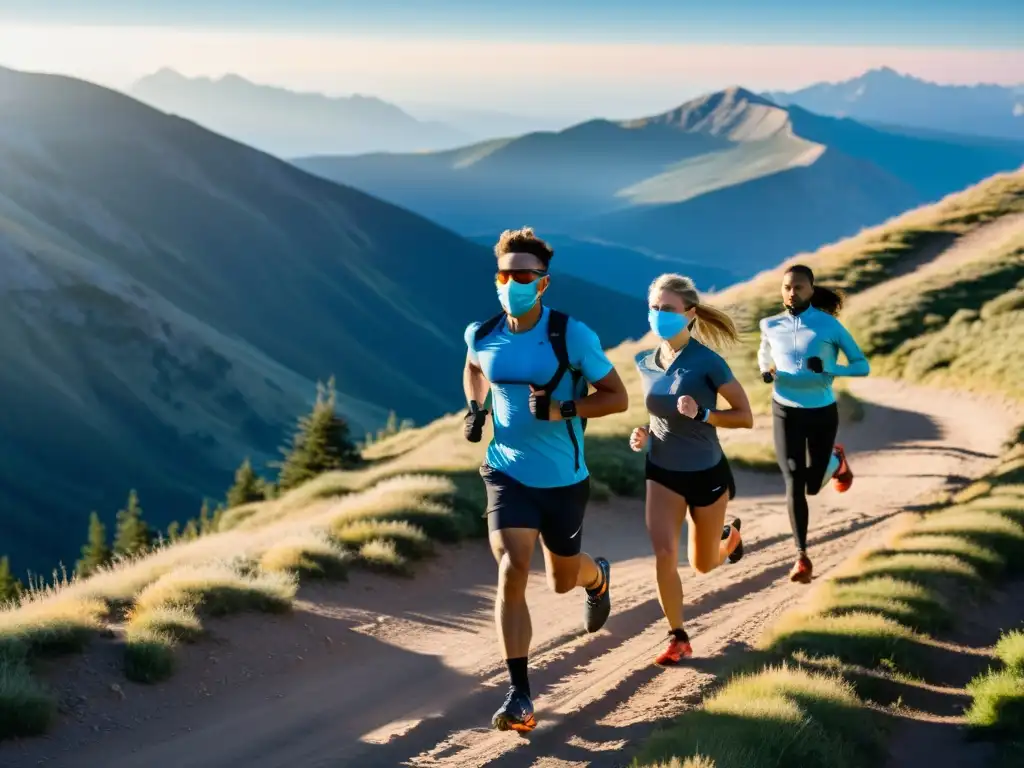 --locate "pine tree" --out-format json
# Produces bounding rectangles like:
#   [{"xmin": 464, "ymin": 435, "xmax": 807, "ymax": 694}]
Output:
[
  {"xmin": 211, "ymin": 504, "xmax": 225, "ymax": 532},
  {"xmin": 166, "ymin": 520, "xmax": 181, "ymax": 543},
  {"xmin": 182, "ymin": 519, "xmax": 199, "ymax": 541},
  {"xmin": 113, "ymin": 489, "xmax": 152, "ymax": 558},
  {"xmin": 275, "ymin": 377, "xmax": 361, "ymax": 491},
  {"xmin": 0, "ymin": 556, "xmax": 22, "ymax": 604},
  {"xmin": 76, "ymin": 511, "xmax": 112, "ymax": 578},
  {"xmin": 226, "ymin": 458, "xmax": 266, "ymax": 508},
  {"xmin": 199, "ymin": 499, "xmax": 212, "ymax": 535},
  {"xmin": 378, "ymin": 410, "xmax": 399, "ymax": 441}
]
